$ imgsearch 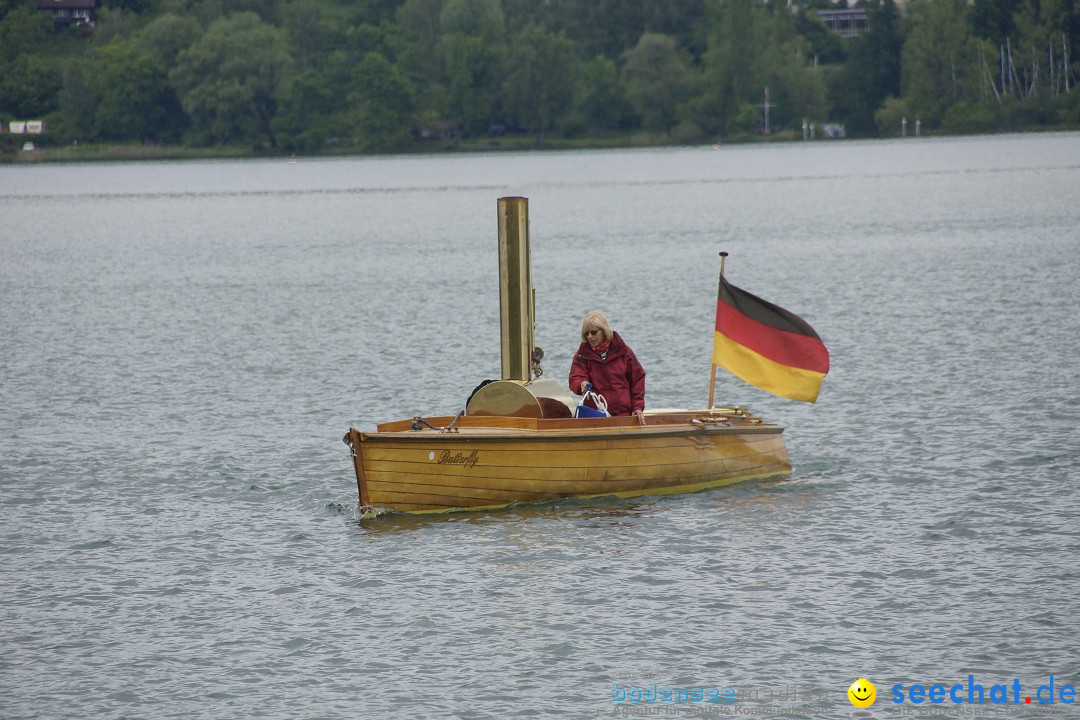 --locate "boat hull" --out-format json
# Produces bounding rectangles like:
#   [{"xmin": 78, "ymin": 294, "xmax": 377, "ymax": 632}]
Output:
[{"xmin": 345, "ymin": 412, "xmax": 790, "ymax": 514}]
